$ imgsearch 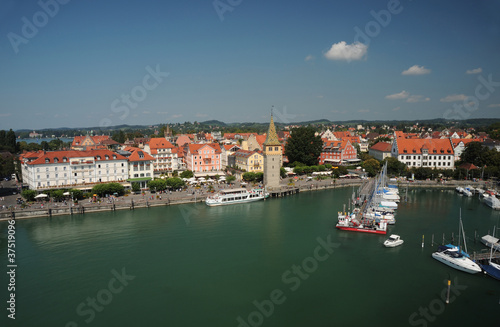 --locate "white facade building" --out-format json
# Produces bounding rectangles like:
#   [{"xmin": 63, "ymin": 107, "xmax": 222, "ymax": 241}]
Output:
[{"xmin": 20, "ymin": 150, "xmax": 129, "ymax": 190}]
